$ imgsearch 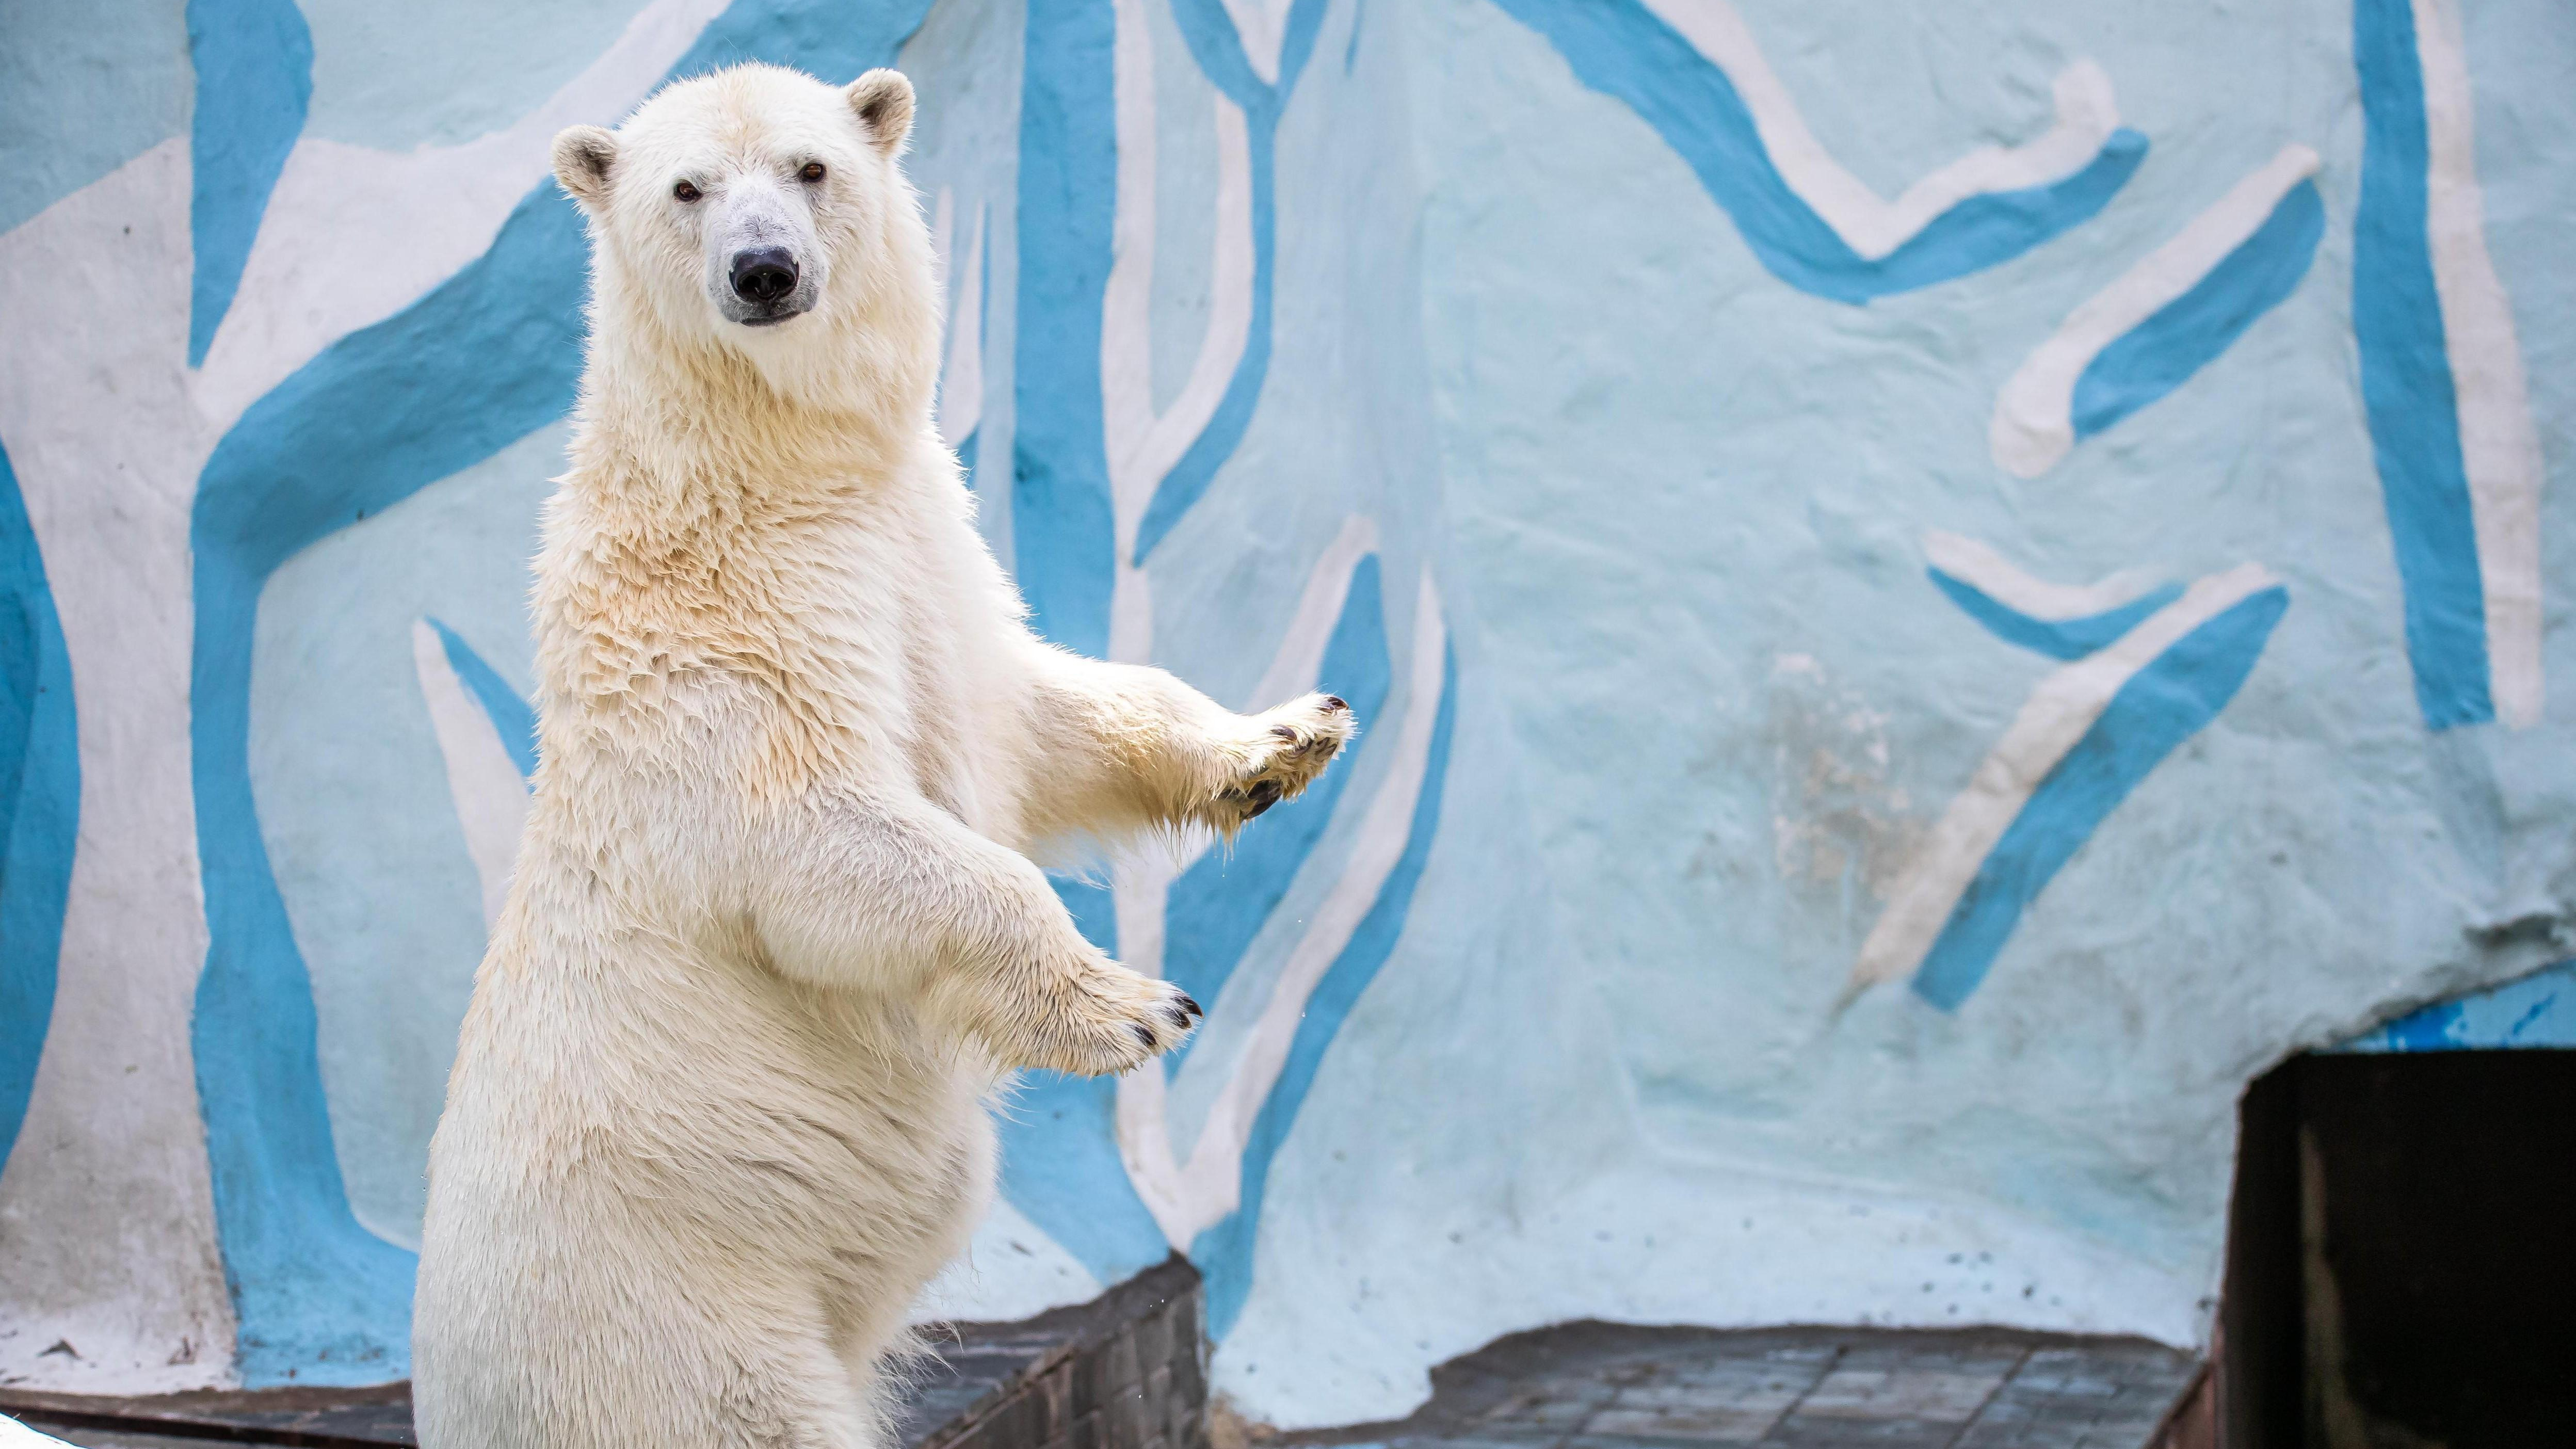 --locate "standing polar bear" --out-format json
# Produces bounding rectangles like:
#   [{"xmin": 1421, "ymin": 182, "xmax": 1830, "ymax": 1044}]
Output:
[{"xmin": 413, "ymin": 63, "xmax": 1350, "ymax": 1449}]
